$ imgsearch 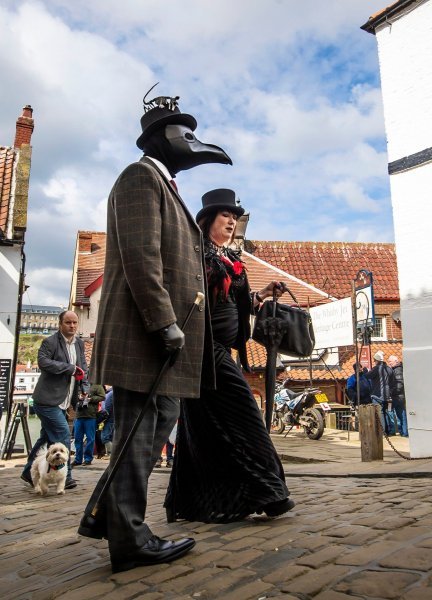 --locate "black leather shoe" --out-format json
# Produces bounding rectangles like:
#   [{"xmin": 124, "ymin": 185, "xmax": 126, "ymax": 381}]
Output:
[
  {"xmin": 20, "ymin": 473, "xmax": 34, "ymax": 487},
  {"xmin": 261, "ymin": 498, "xmax": 295, "ymax": 517},
  {"xmin": 65, "ymin": 478, "xmax": 77, "ymax": 489},
  {"xmin": 110, "ymin": 535, "xmax": 196, "ymax": 573},
  {"xmin": 78, "ymin": 513, "xmax": 106, "ymax": 539}
]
